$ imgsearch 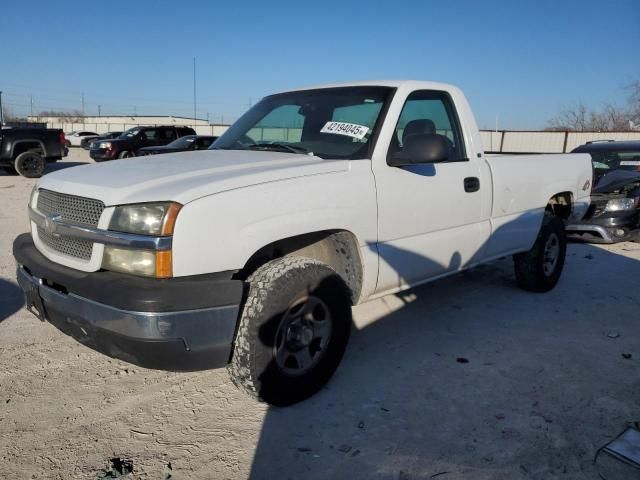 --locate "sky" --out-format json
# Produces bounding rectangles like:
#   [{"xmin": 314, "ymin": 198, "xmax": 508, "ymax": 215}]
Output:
[{"xmin": 2, "ymin": 0, "xmax": 639, "ymax": 130}]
